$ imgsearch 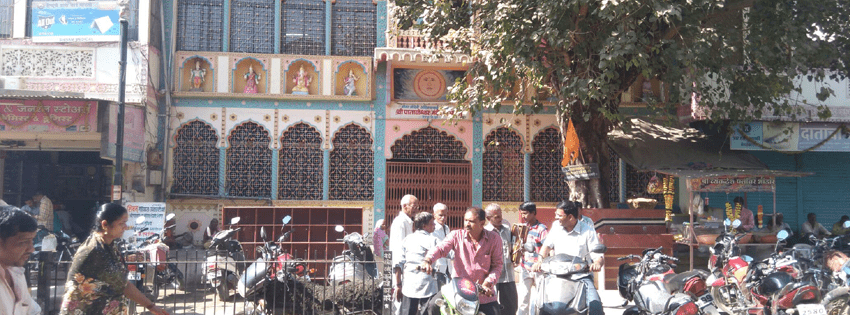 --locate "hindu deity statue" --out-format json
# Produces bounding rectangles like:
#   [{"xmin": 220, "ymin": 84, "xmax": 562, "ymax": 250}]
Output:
[
  {"xmin": 292, "ymin": 65, "xmax": 311, "ymax": 95},
  {"xmin": 190, "ymin": 60, "xmax": 207, "ymax": 91},
  {"xmin": 343, "ymin": 69, "xmax": 359, "ymax": 96},
  {"xmin": 244, "ymin": 64, "xmax": 261, "ymax": 94}
]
